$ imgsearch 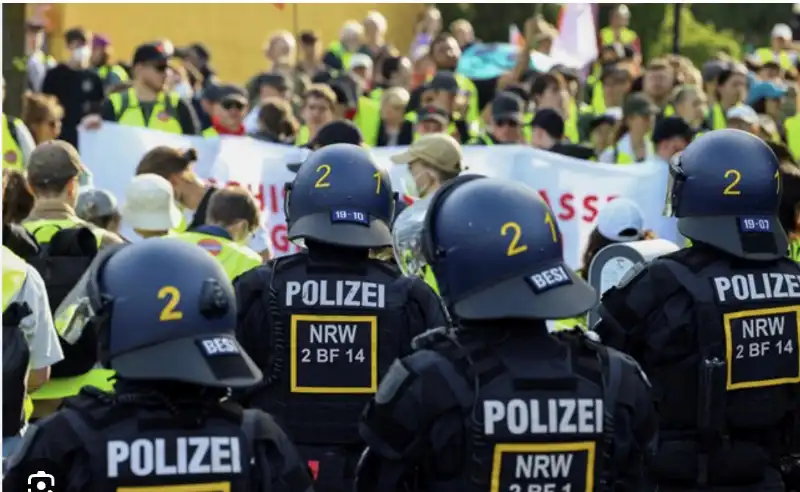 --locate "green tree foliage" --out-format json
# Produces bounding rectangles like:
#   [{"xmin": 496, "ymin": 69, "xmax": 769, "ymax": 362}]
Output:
[
  {"xmin": 647, "ymin": 5, "xmax": 742, "ymax": 66},
  {"xmin": 436, "ymin": 3, "xmax": 783, "ymax": 65}
]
